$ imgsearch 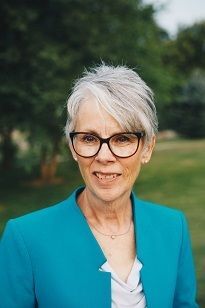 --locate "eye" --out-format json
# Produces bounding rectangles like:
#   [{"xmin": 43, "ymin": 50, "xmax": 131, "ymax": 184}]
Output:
[
  {"xmin": 113, "ymin": 134, "xmax": 132, "ymax": 144},
  {"xmin": 78, "ymin": 134, "xmax": 99, "ymax": 144},
  {"xmin": 115, "ymin": 135, "xmax": 129, "ymax": 143},
  {"xmin": 112, "ymin": 134, "xmax": 135, "ymax": 144}
]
